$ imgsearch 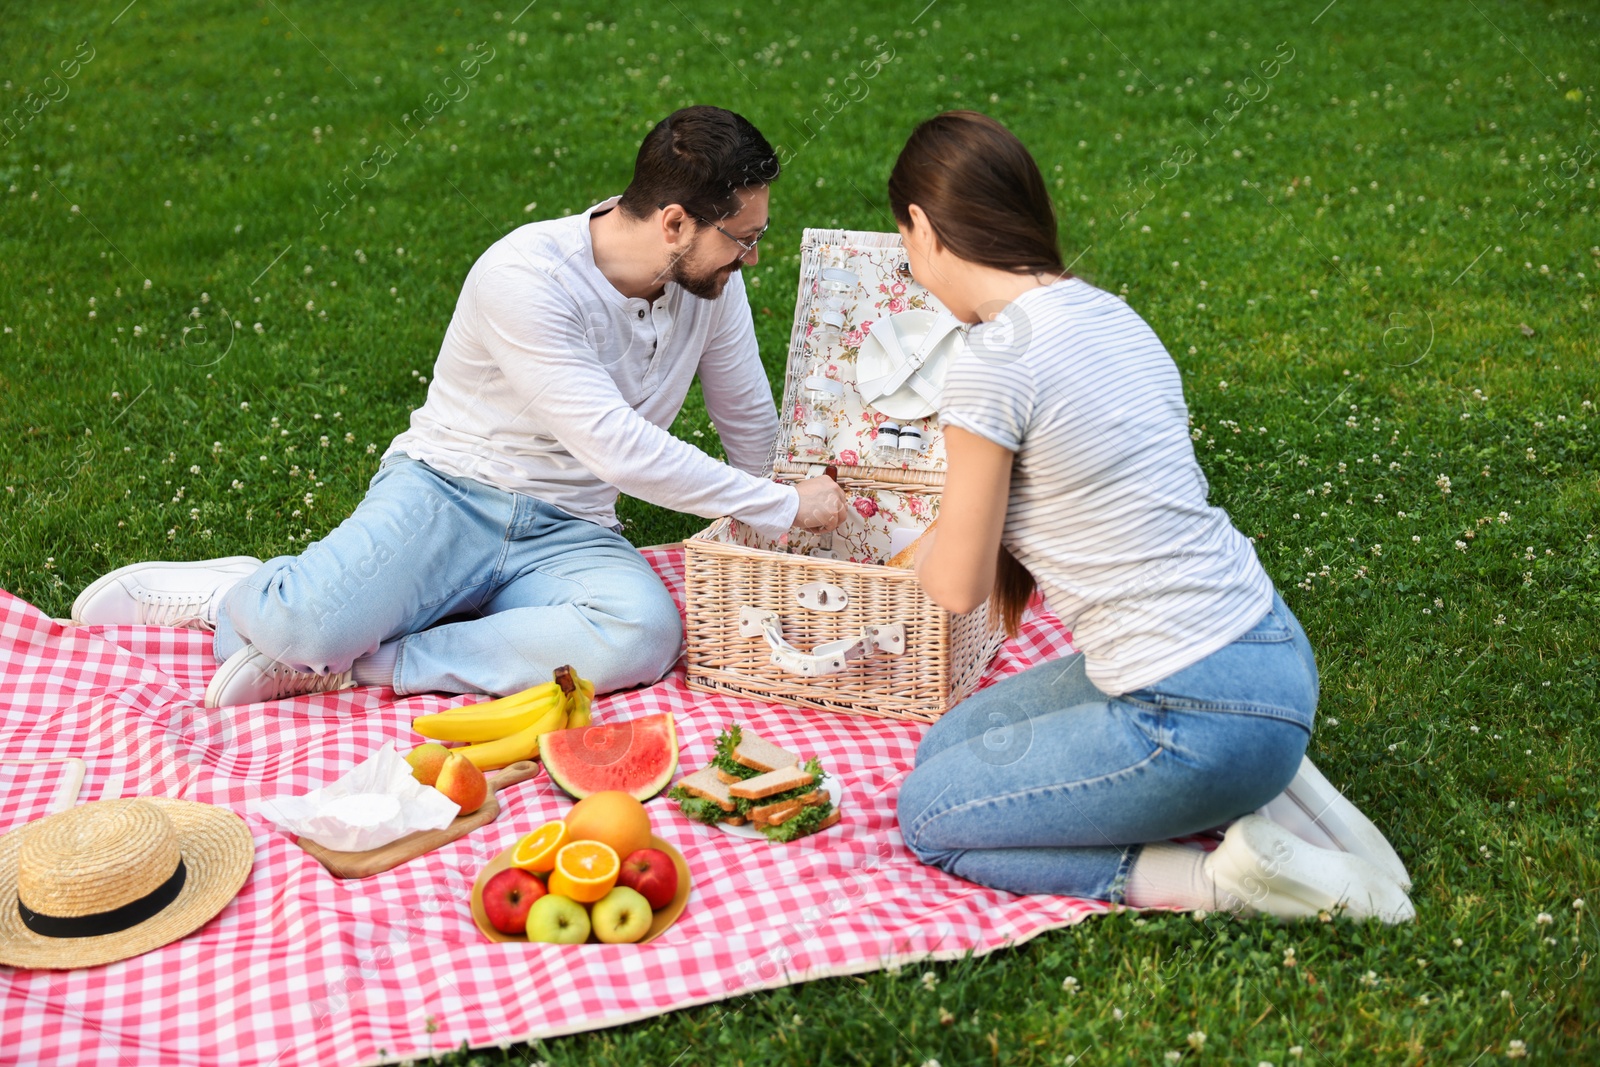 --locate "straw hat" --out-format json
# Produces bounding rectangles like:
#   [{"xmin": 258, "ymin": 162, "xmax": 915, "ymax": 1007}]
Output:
[{"xmin": 0, "ymin": 797, "xmax": 254, "ymax": 970}]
